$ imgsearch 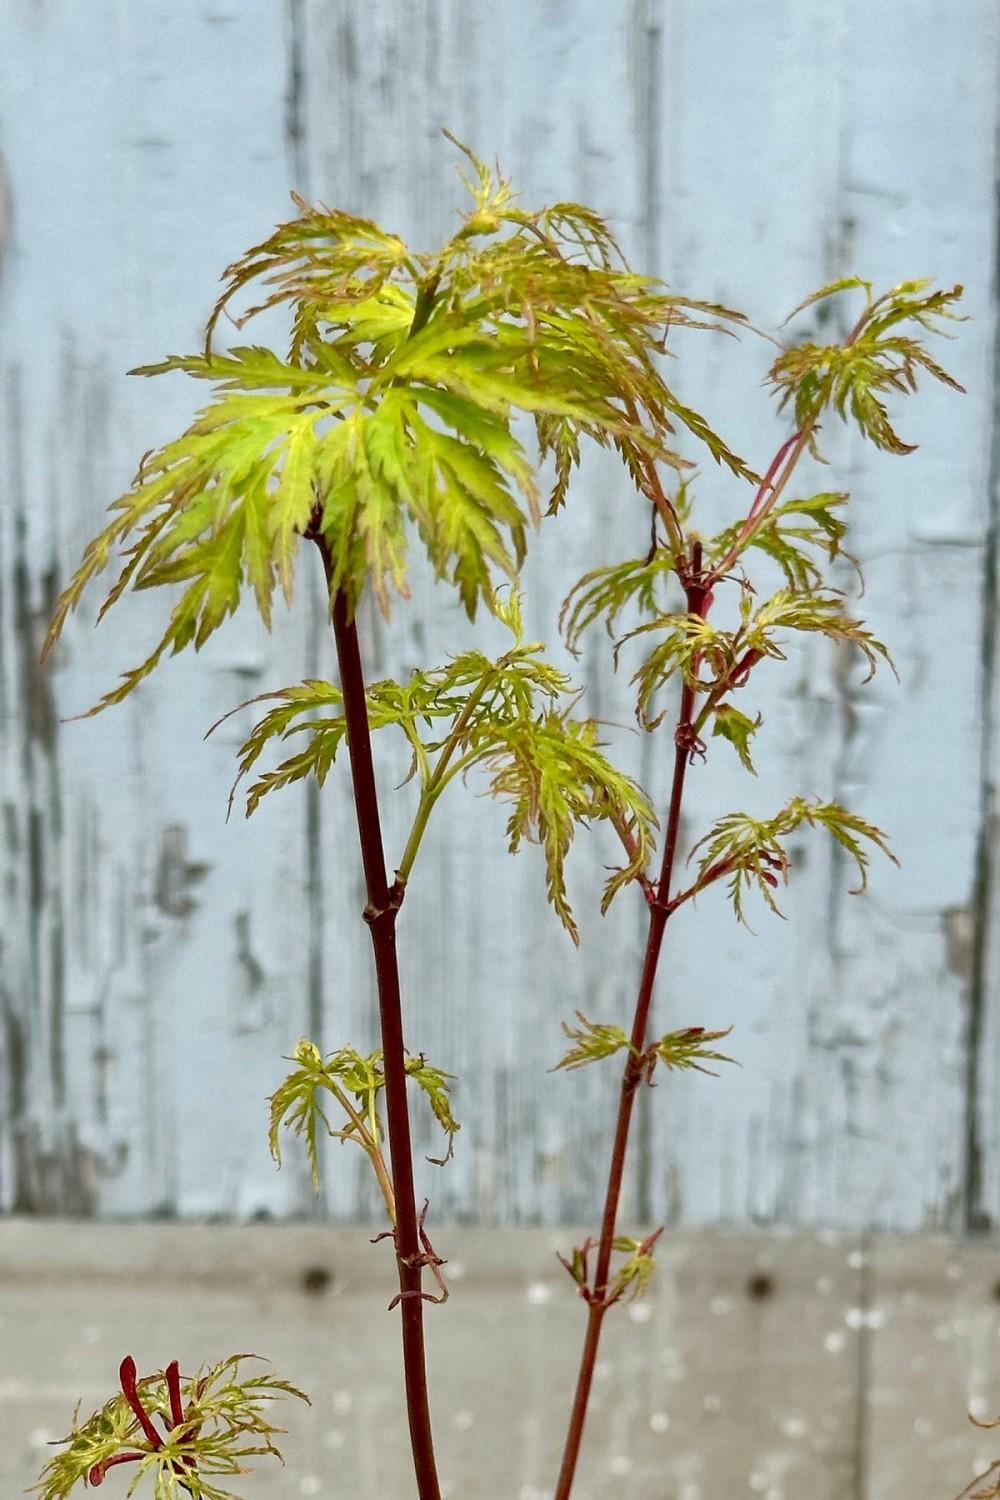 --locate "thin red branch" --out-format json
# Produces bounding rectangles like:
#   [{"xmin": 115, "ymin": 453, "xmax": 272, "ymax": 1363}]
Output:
[
  {"xmin": 709, "ymin": 428, "xmax": 804, "ymax": 582},
  {"xmin": 553, "ymin": 554, "xmax": 707, "ymax": 1500},
  {"xmin": 311, "ymin": 534, "xmax": 442, "ymax": 1500}
]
